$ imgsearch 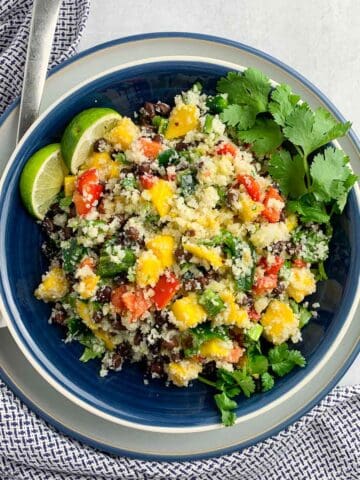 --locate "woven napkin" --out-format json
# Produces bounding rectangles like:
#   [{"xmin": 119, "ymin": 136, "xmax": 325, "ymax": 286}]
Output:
[{"xmin": 0, "ymin": 2, "xmax": 359, "ymax": 479}]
